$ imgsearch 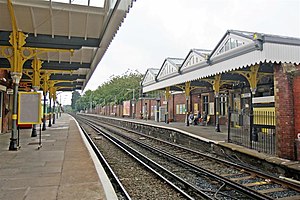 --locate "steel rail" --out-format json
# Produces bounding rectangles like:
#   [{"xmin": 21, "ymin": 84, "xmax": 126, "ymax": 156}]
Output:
[
  {"xmin": 79, "ymin": 123, "xmax": 131, "ymax": 200},
  {"xmin": 80, "ymin": 117, "xmax": 212, "ymax": 200}
]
